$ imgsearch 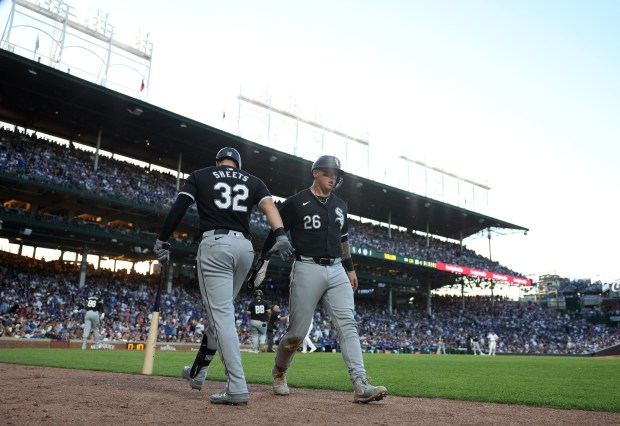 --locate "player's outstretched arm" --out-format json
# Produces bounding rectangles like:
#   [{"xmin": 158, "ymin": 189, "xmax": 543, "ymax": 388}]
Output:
[
  {"xmin": 258, "ymin": 197, "xmax": 294, "ymax": 260},
  {"xmin": 258, "ymin": 198, "xmax": 285, "ymax": 233}
]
